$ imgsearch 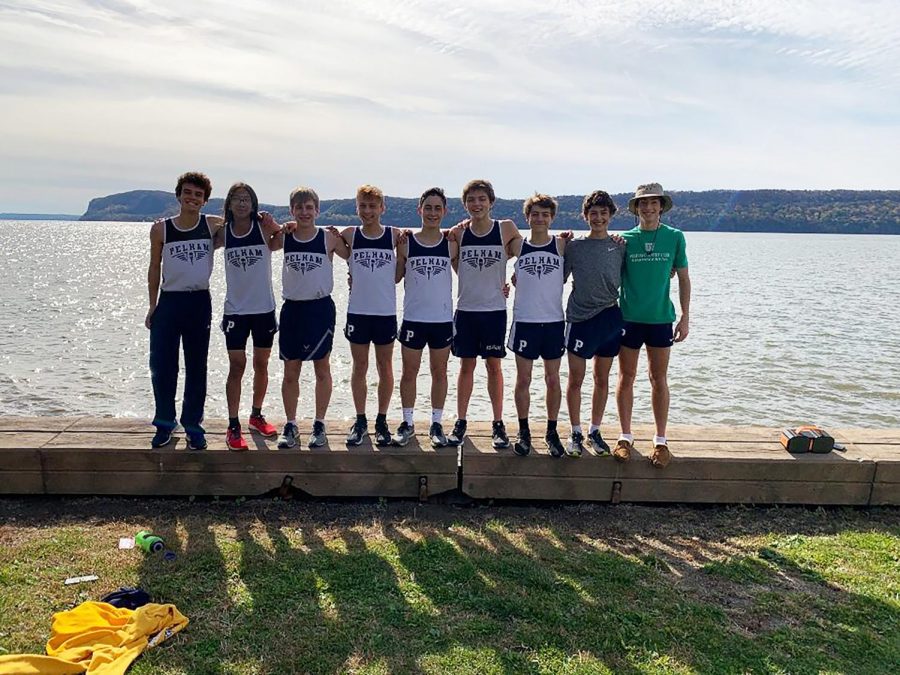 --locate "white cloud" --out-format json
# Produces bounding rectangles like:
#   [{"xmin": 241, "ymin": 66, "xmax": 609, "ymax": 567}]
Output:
[{"xmin": 0, "ymin": 0, "xmax": 898, "ymax": 211}]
